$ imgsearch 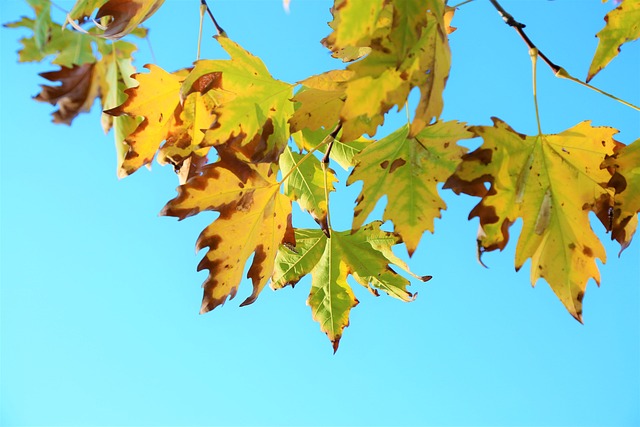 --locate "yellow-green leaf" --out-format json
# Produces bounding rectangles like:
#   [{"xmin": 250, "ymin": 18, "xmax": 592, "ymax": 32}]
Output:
[
  {"xmin": 271, "ymin": 222, "xmax": 429, "ymax": 351},
  {"xmin": 348, "ymin": 121, "xmax": 472, "ymax": 255},
  {"xmin": 279, "ymin": 146, "xmax": 337, "ymax": 232},
  {"xmin": 445, "ymin": 118, "xmax": 620, "ymax": 321},
  {"xmin": 181, "ymin": 37, "xmax": 294, "ymax": 163},
  {"xmin": 587, "ymin": 0, "xmax": 640, "ymax": 82}
]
